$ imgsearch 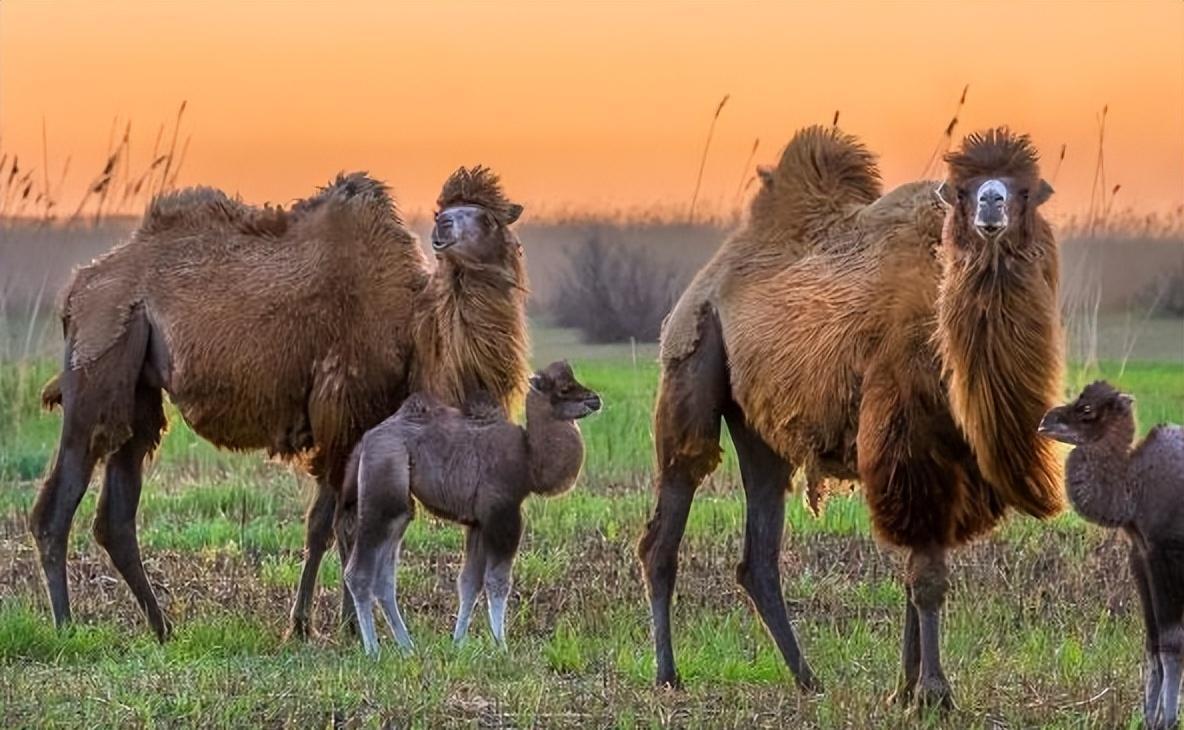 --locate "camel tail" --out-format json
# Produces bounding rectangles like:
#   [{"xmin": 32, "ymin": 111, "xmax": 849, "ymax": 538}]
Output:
[
  {"xmin": 40, "ymin": 373, "xmax": 63, "ymax": 411},
  {"xmin": 765, "ymin": 125, "xmax": 883, "ymax": 241}
]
